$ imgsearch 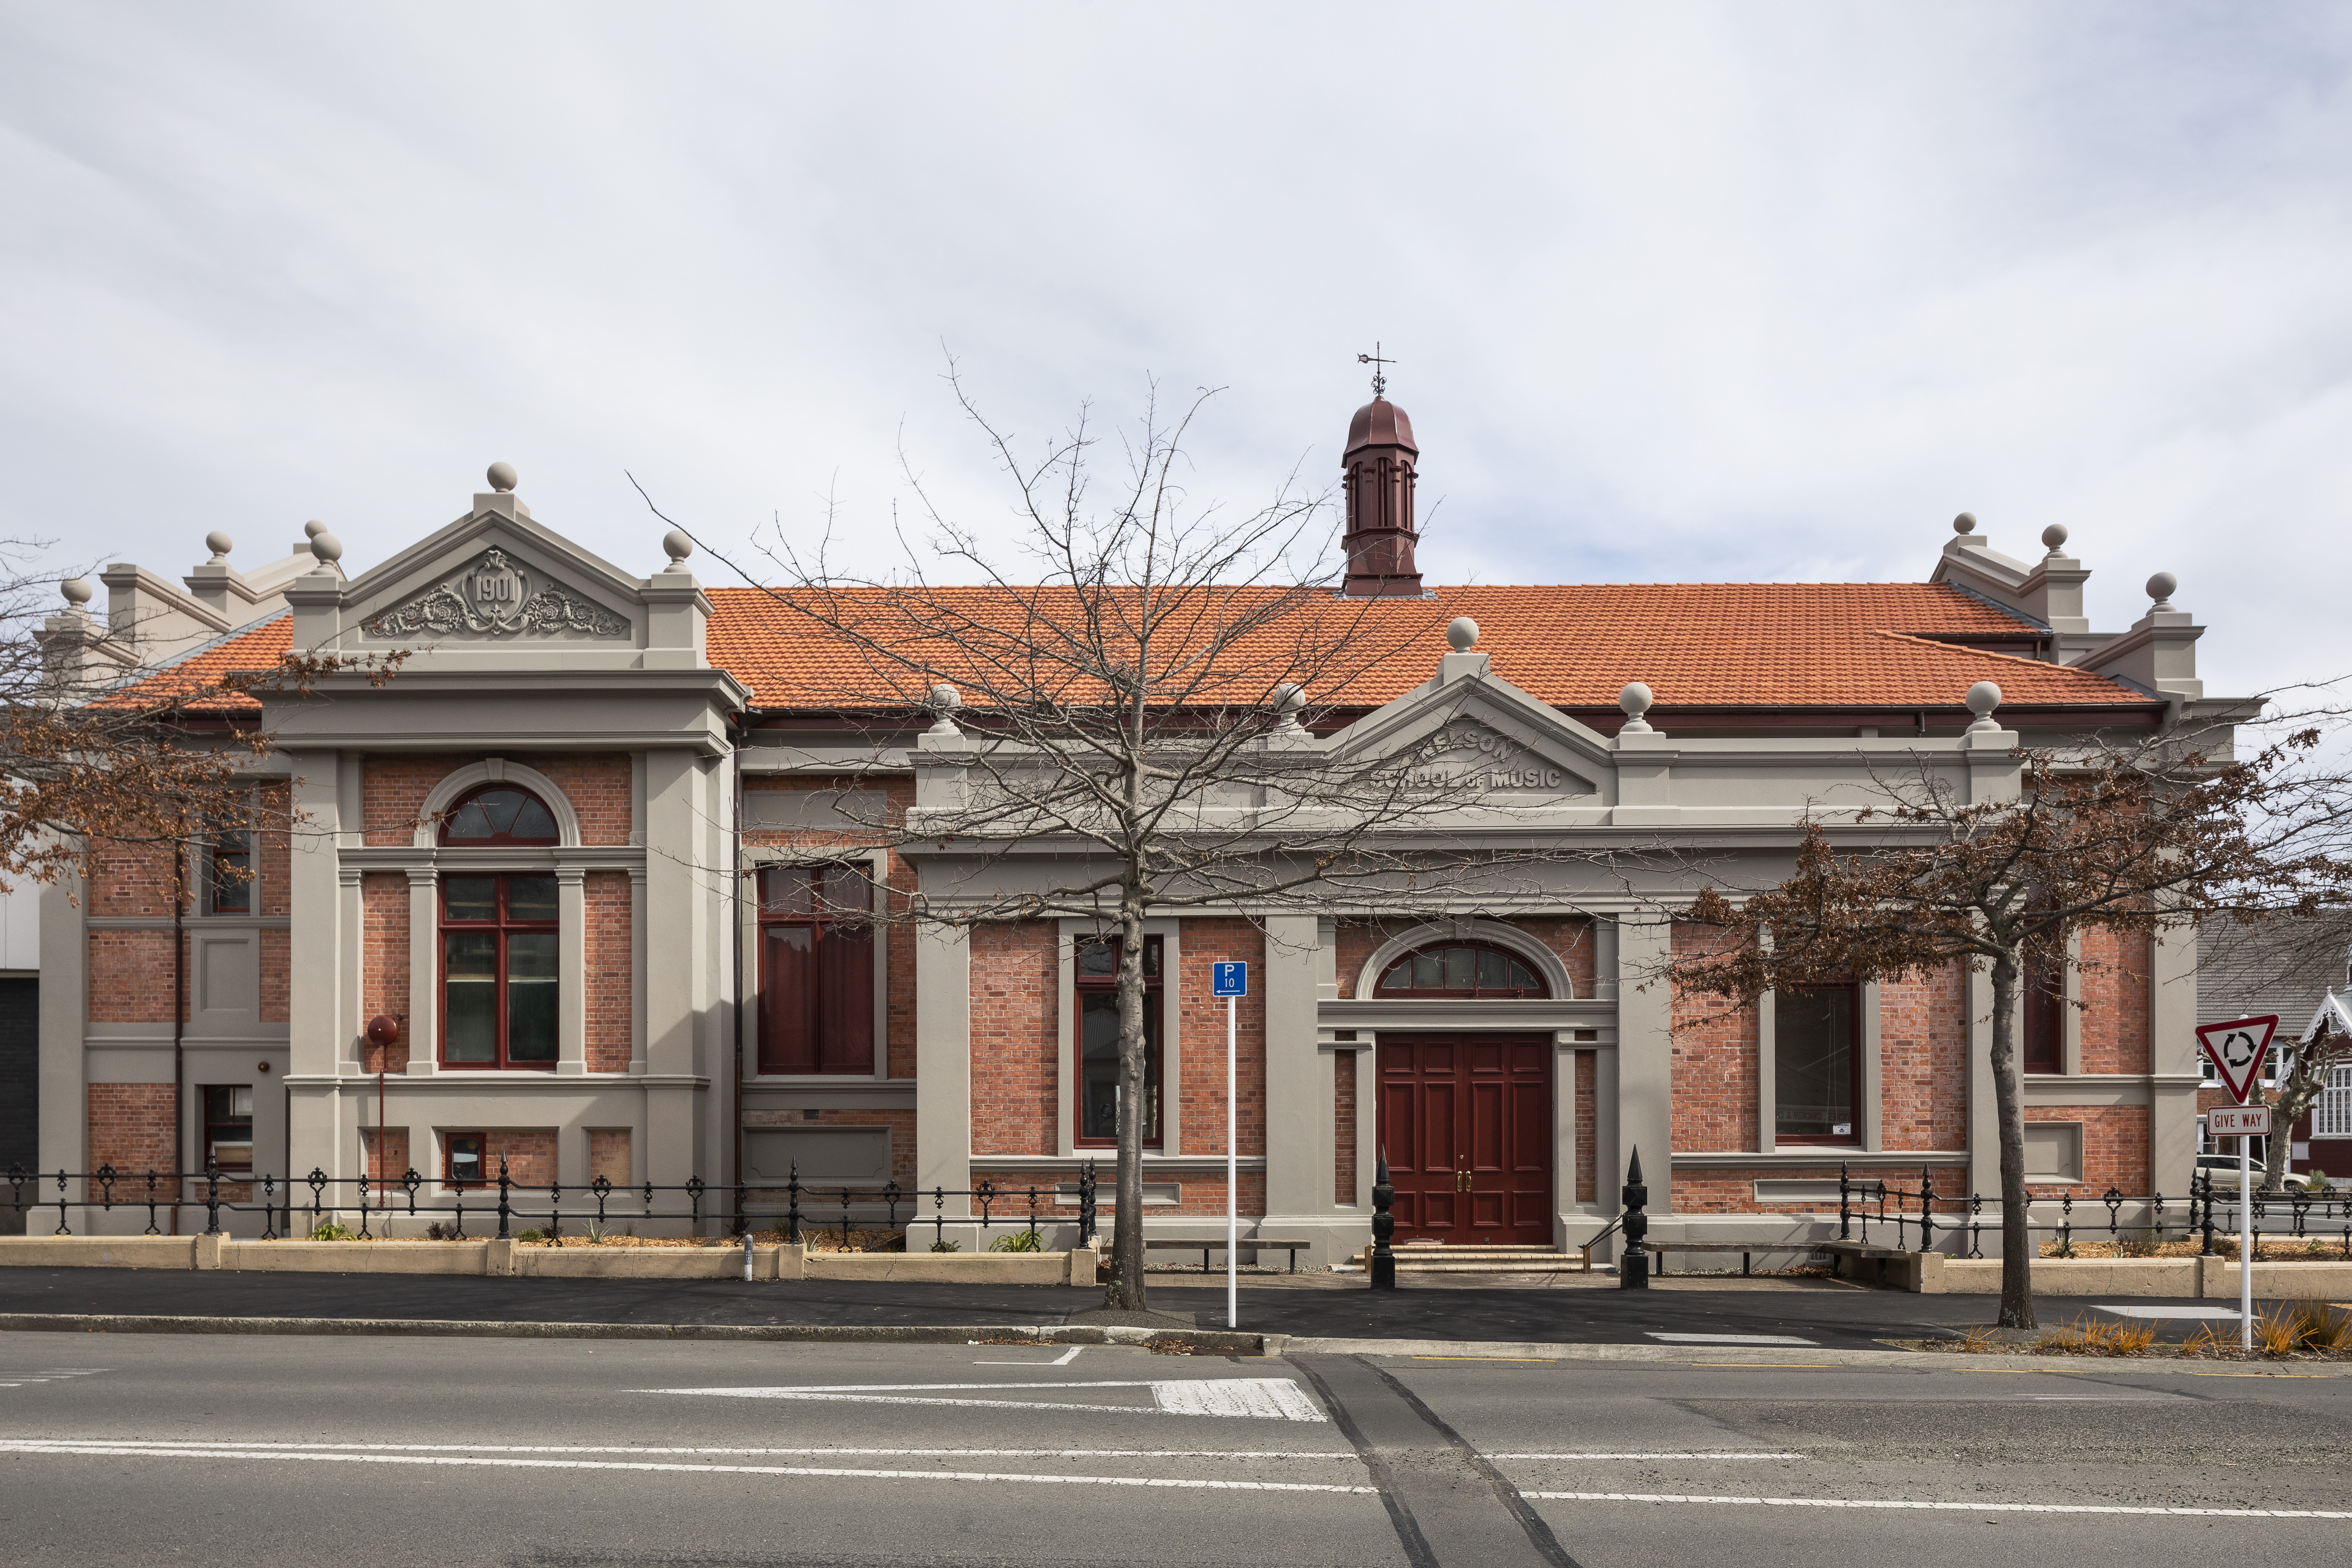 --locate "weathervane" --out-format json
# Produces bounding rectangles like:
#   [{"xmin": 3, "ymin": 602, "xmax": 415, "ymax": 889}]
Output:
[{"xmin": 1357, "ymin": 343, "xmax": 1395, "ymax": 399}]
